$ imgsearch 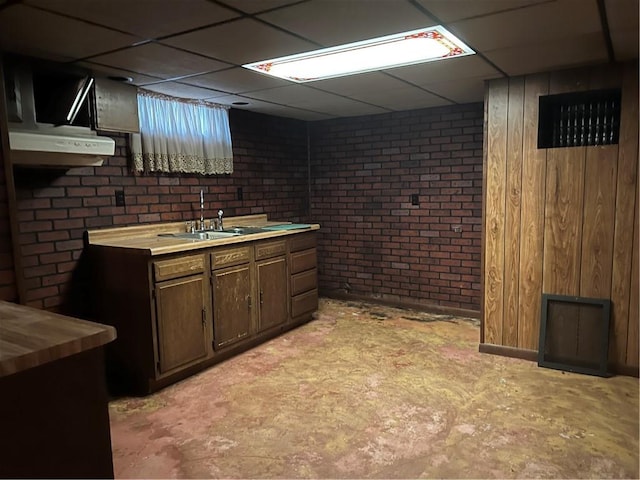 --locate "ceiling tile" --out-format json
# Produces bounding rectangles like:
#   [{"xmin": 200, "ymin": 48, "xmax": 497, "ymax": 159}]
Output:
[
  {"xmin": 415, "ymin": 0, "xmax": 549, "ymax": 23},
  {"xmin": 75, "ymin": 61, "xmax": 162, "ymax": 85},
  {"xmin": 23, "ymin": 0, "xmax": 240, "ymax": 39},
  {"xmin": 140, "ymin": 82, "xmax": 227, "ymax": 100},
  {"xmin": 217, "ymin": 0, "xmax": 304, "ymax": 14},
  {"xmin": 311, "ymin": 71, "xmax": 450, "ymax": 109},
  {"xmin": 610, "ymin": 29, "xmax": 640, "ymax": 60},
  {"xmin": 214, "ymin": 94, "xmax": 334, "ymax": 120},
  {"xmin": 244, "ymin": 84, "xmax": 389, "ymax": 116},
  {"xmin": 312, "ymin": 72, "xmax": 411, "ymax": 96},
  {"xmin": 606, "ymin": 0, "xmax": 639, "ymax": 61},
  {"xmin": 312, "ymin": 103, "xmax": 392, "ymax": 118},
  {"xmin": 179, "ymin": 67, "xmax": 291, "ymax": 93},
  {"xmin": 0, "ymin": 4, "xmax": 141, "ymax": 61},
  {"xmin": 486, "ymin": 33, "xmax": 608, "ymax": 76},
  {"xmin": 344, "ymin": 85, "xmax": 451, "ymax": 111},
  {"xmin": 89, "ymin": 43, "xmax": 231, "ymax": 80},
  {"xmin": 421, "ymin": 78, "xmax": 486, "ymax": 104},
  {"xmin": 385, "ymin": 55, "xmax": 503, "ymax": 86},
  {"xmin": 161, "ymin": 18, "xmax": 318, "ymax": 65},
  {"xmin": 258, "ymin": 0, "xmax": 437, "ymax": 46},
  {"xmin": 449, "ymin": 0, "xmax": 602, "ymax": 51}
]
